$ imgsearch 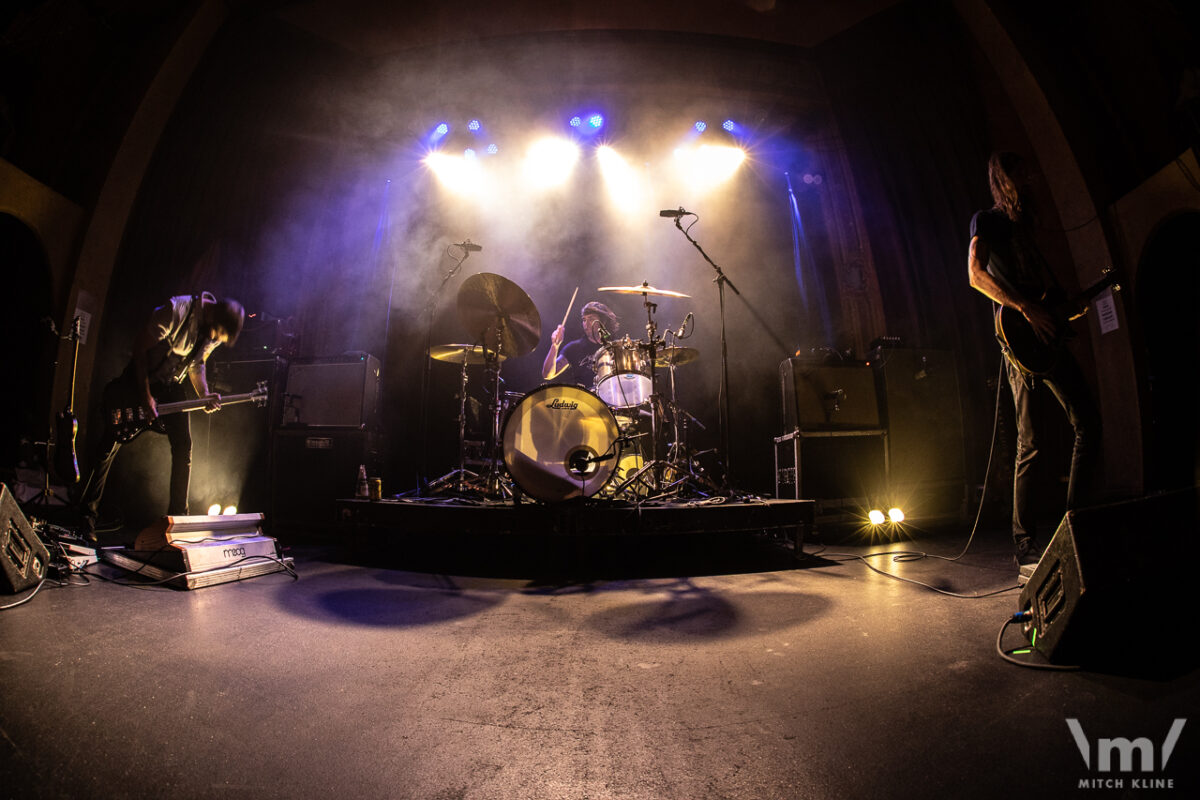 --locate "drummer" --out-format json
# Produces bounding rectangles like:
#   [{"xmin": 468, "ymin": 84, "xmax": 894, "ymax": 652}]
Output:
[{"xmin": 541, "ymin": 300, "xmax": 619, "ymax": 385}]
